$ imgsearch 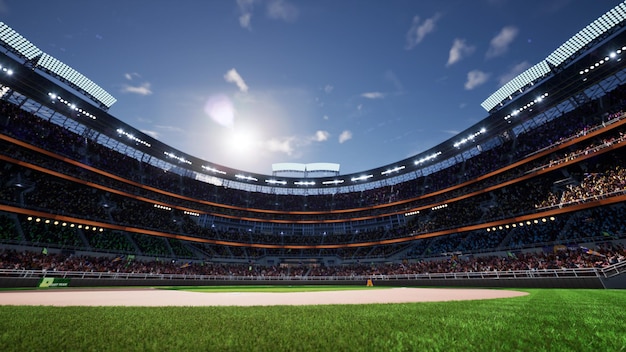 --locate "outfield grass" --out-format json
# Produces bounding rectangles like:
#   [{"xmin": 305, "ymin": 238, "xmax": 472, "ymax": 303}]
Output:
[{"xmin": 0, "ymin": 288, "xmax": 624, "ymax": 351}]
